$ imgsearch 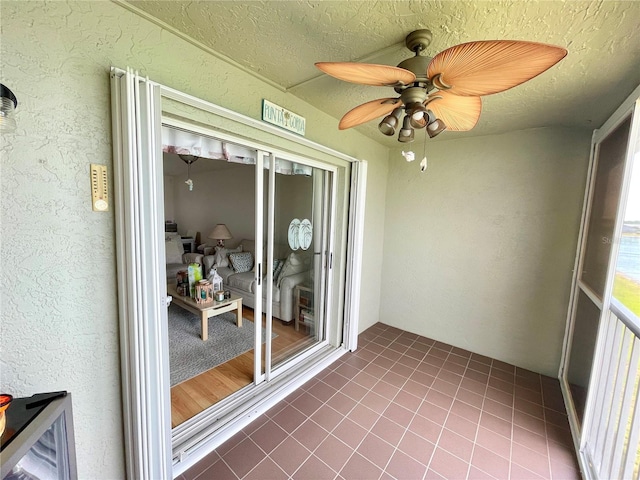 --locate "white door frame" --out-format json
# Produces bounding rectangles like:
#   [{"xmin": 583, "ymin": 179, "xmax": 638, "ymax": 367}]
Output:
[{"xmin": 110, "ymin": 67, "xmax": 368, "ymax": 479}]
